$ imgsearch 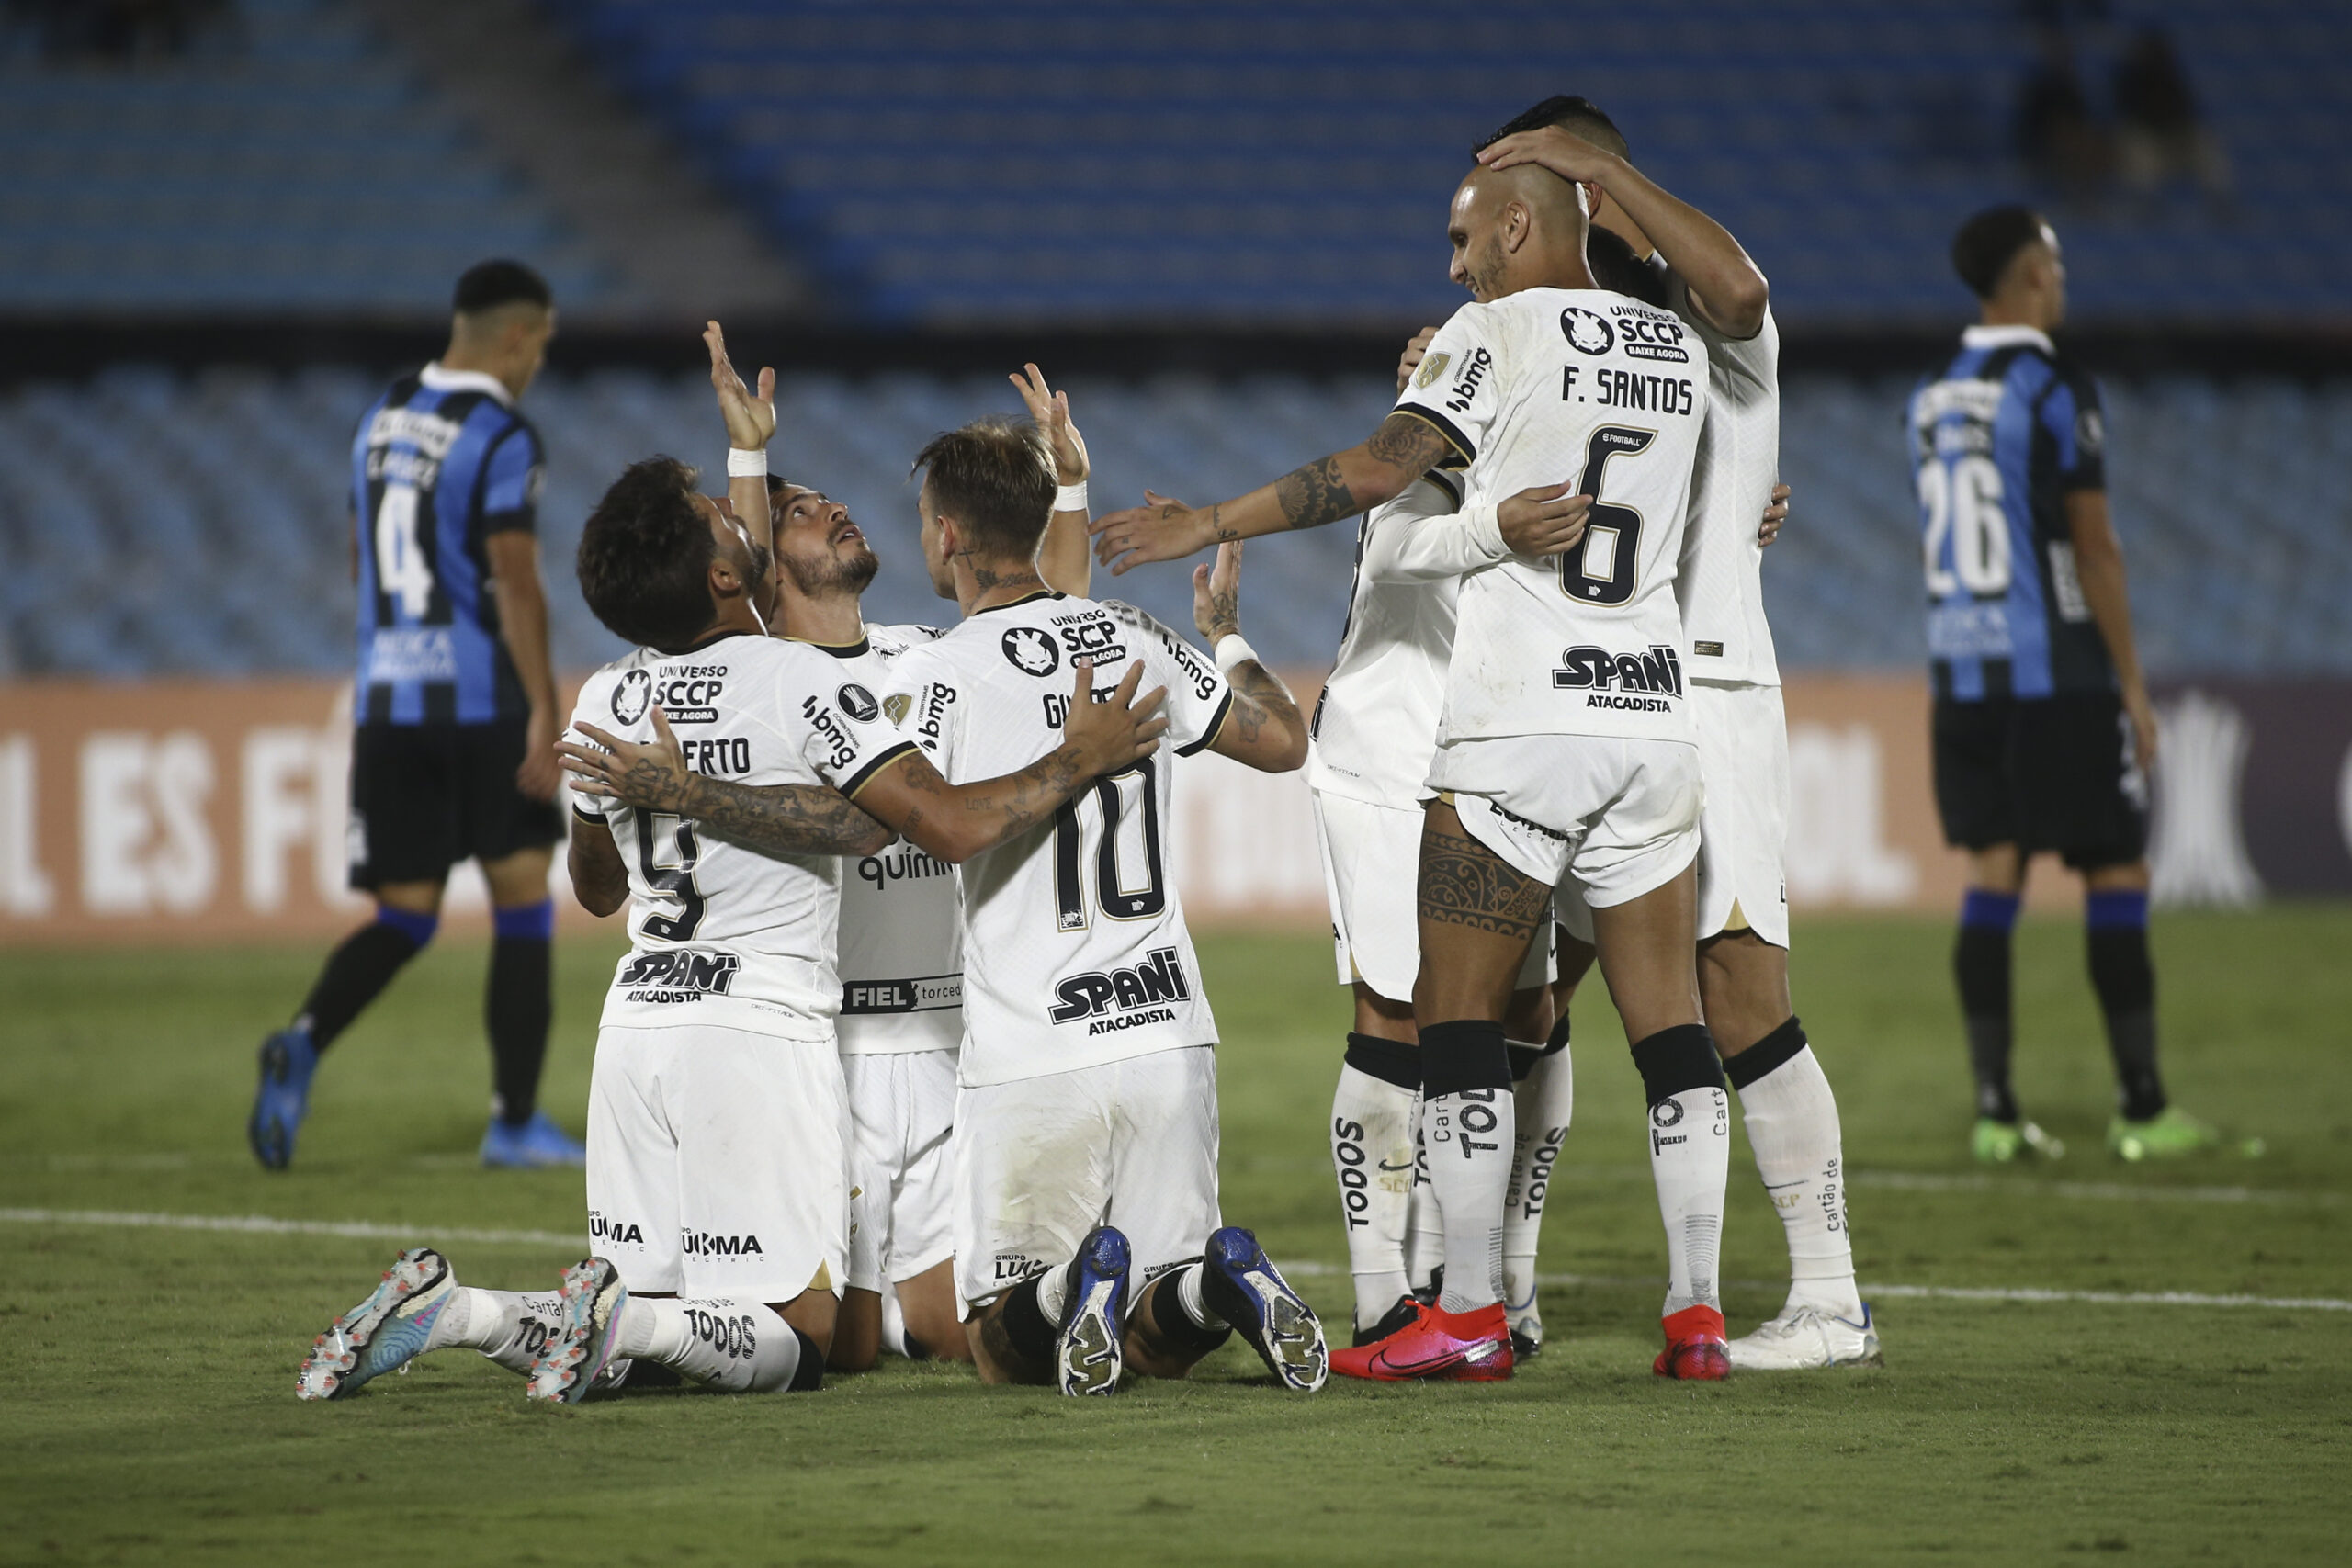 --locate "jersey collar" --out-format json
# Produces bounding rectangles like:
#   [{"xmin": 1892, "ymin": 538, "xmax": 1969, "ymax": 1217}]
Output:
[
  {"xmin": 969, "ymin": 588, "xmax": 1062, "ymax": 617},
  {"xmin": 1961, "ymin": 324, "xmax": 2055, "ymax": 356},
  {"xmin": 420, "ymin": 362, "xmax": 515, "ymax": 406},
  {"xmin": 786, "ymin": 634, "xmax": 871, "ymax": 659}
]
